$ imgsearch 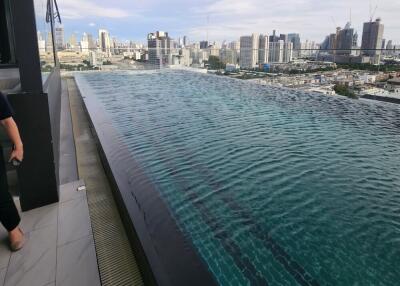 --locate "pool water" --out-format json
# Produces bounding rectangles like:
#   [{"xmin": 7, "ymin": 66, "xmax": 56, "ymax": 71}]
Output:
[{"xmin": 81, "ymin": 70, "xmax": 400, "ymax": 286}]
